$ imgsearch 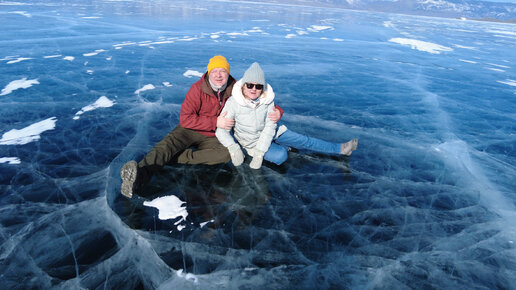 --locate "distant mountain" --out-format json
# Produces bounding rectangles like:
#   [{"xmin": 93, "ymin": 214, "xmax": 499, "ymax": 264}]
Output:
[{"xmin": 232, "ymin": 0, "xmax": 516, "ymax": 22}]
